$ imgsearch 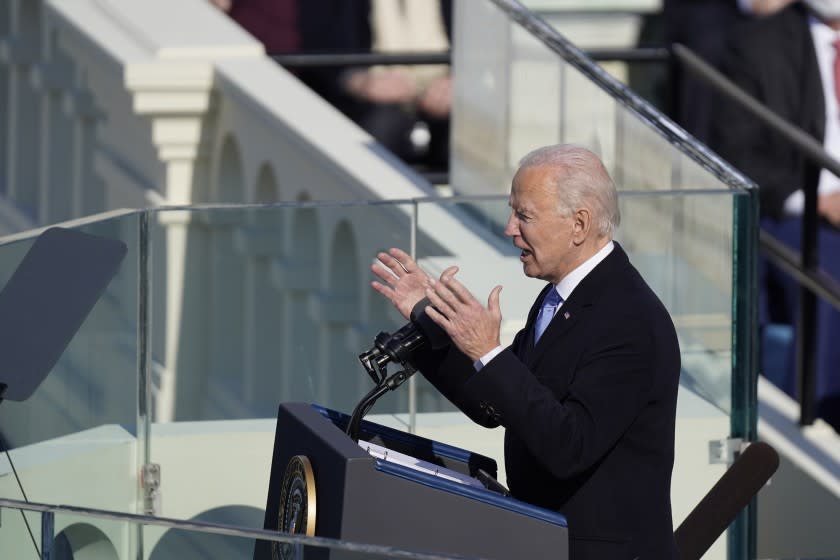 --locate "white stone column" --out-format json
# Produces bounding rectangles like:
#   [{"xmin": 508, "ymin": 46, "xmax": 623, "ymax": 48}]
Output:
[
  {"xmin": 233, "ymin": 221, "xmax": 284, "ymax": 415},
  {"xmin": 66, "ymin": 89, "xmax": 103, "ymax": 218},
  {"xmin": 32, "ymin": 56, "xmax": 73, "ymax": 224},
  {"xmin": 2, "ymin": 0, "xmax": 42, "ymax": 218},
  {"xmin": 126, "ymin": 62, "xmax": 216, "ymax": 422},
  {"xmin": 272, "ymin": 255, "xmax": 319, "ymax": 405},
  {"xmin": 29, "ymin": 7, "xmax": 77, "ymax": 225},
  {"xmin": 0, "ymin": 3, "xmax": 12, "ymax": 197}
]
